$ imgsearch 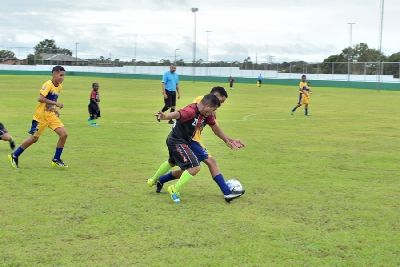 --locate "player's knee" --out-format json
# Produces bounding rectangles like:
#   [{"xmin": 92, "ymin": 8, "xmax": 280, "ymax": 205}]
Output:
[
  {"xmin": 204, "ymin": 157, "xmax": 217, "ymax": 167},
  {"xmin": 187, "ymin": 166, "xmax": 200, "ymax": 176},
  {"xmin": 32, "ymin": 136, "xmax": 39, "ymax": 143},
  {"xmin": 60, "ymin": 131, "xmax": 68, "ymax": 140}
]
